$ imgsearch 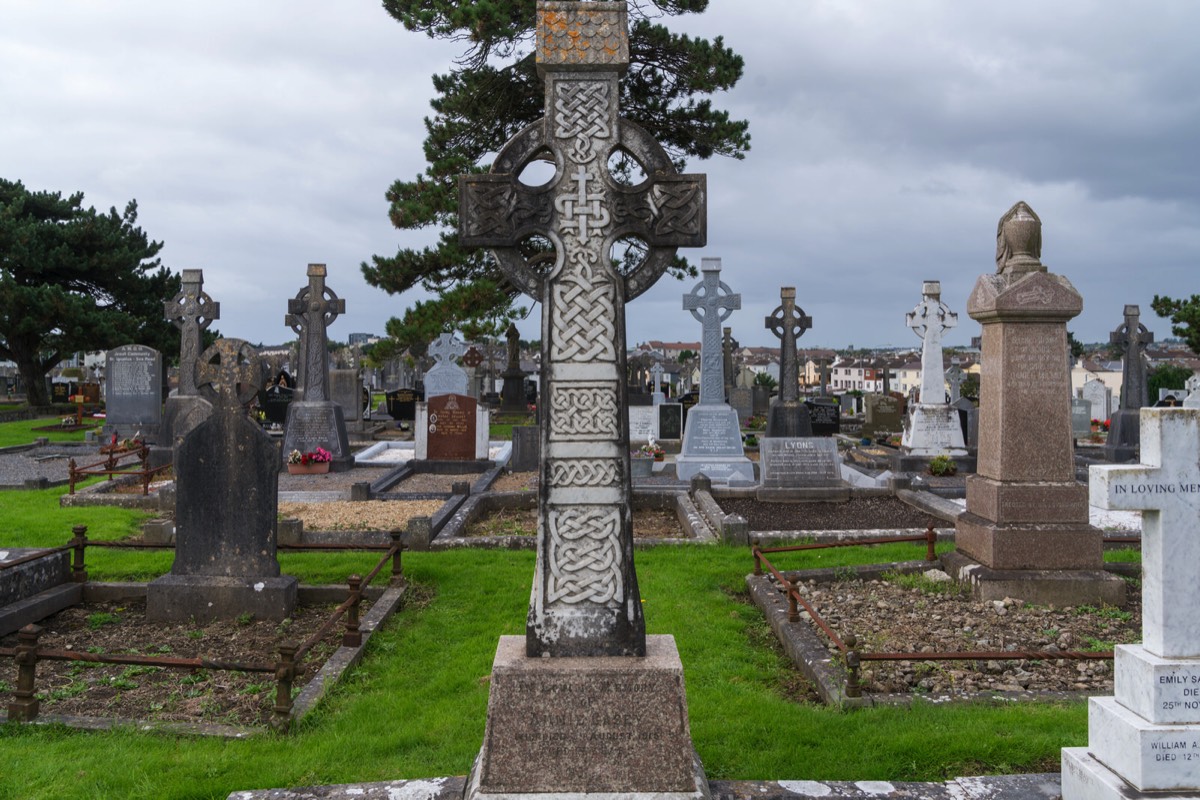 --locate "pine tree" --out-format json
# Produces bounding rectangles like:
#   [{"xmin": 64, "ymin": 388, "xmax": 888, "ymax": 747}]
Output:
[
  {"xmin": 362, "ymin": 0, "xmax": 750, "ymax": 351},
  {"xmin": 1152, "ymin": 294, "xmax": 1200, "ymax": 357},
  {"xmin": 0, "ymin": 179, "xmax": 179, "ymax": 406}
]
